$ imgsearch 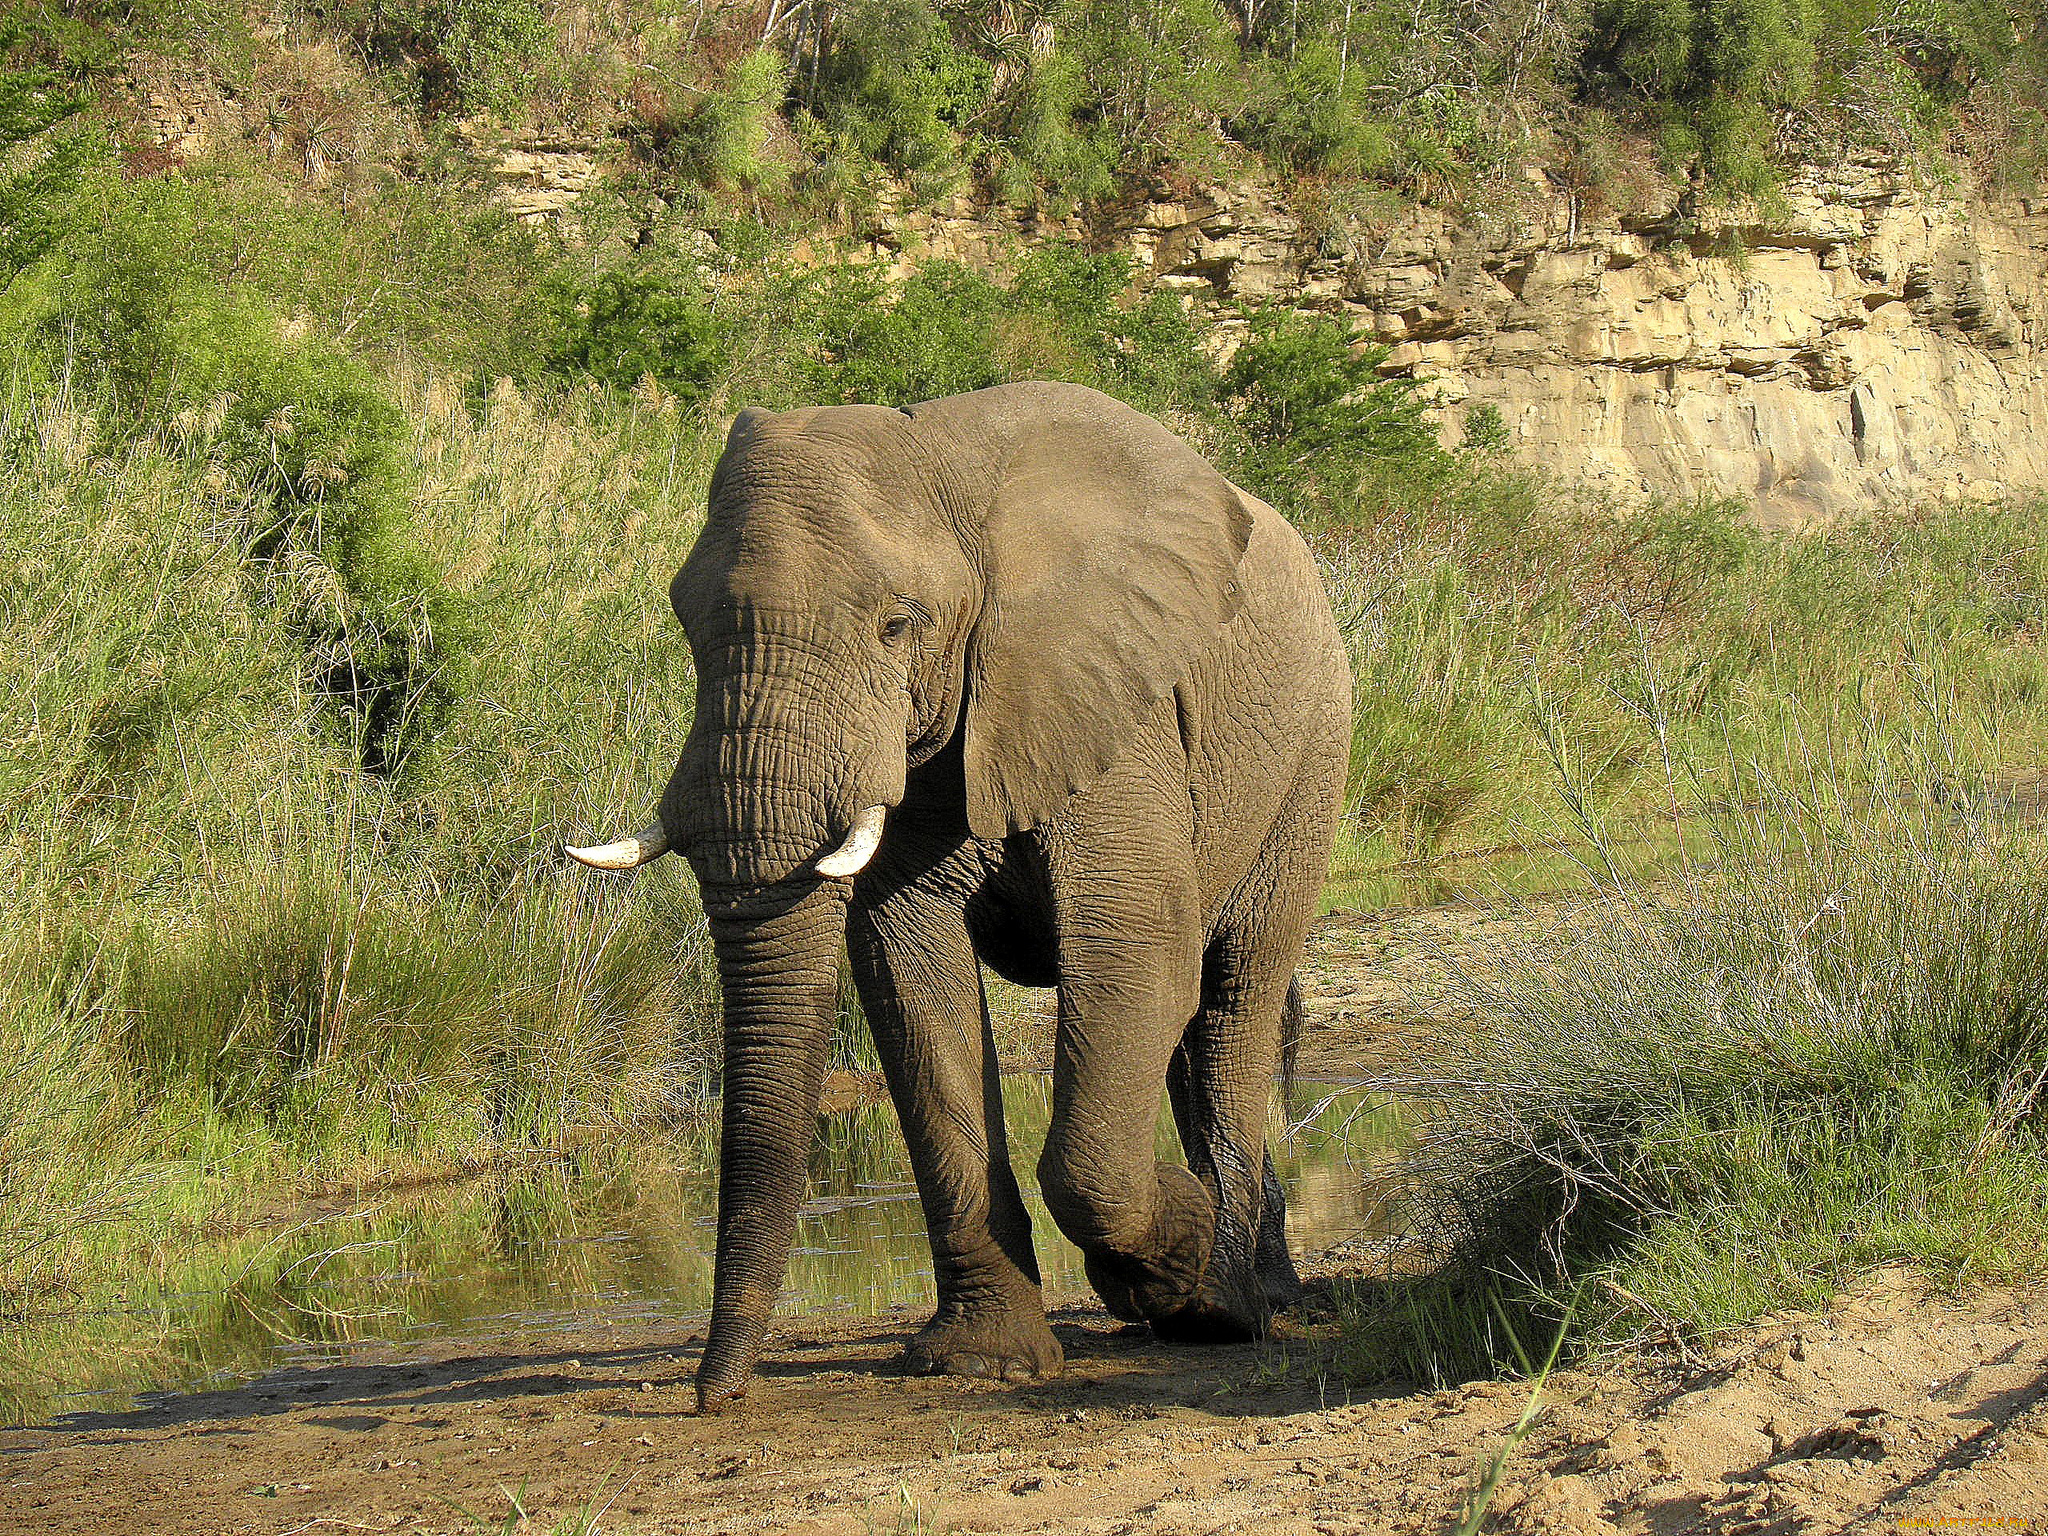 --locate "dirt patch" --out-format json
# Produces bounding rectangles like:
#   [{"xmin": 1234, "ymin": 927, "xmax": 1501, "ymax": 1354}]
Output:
[{"xmin": 3, "ymin": 1272, "xmax": 2044, "ymax": 1534}]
